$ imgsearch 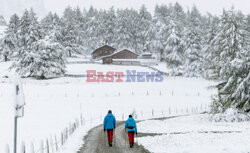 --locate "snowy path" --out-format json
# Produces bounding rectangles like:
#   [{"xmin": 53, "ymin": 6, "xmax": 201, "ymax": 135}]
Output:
[
  {"xmin": 77, "ymin": 121, "xmax": 150, "ymax": 153},
  {"xmin": 77, "ymin": 116, "xmax": 182, "ymax": 153}
]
